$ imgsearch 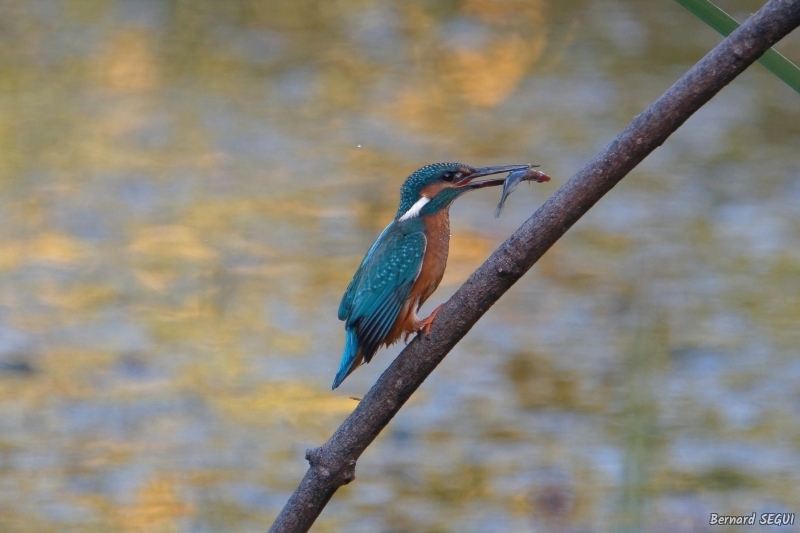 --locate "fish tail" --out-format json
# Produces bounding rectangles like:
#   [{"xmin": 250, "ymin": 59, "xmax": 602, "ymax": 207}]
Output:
[{"xmin": 494, "ymin": 200, "xmax": 505, "ymax": 218}]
